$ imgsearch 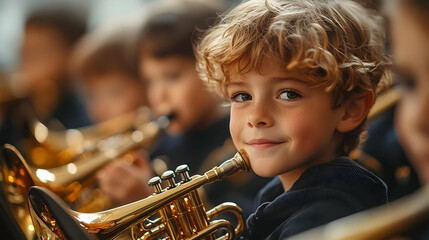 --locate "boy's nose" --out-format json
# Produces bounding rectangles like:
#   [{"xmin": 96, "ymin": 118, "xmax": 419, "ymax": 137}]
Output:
[{"xmin": 247, "ymin": 102, "xmax": 274, "ymax": 128}]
